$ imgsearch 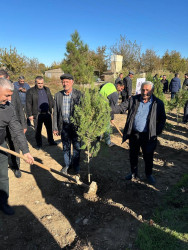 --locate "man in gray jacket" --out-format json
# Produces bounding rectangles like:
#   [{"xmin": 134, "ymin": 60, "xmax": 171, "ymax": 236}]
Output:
[
  {"xmin": 0, "ymin": 69, "xmax": 27, "ymax": 178},
  {"xmin": 0, "ymin": 78, "xmax": 34, "ymax": 215},
  {"xmin": 53, "ymin": 74, "xmax": 82, "ymax": 175}
]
